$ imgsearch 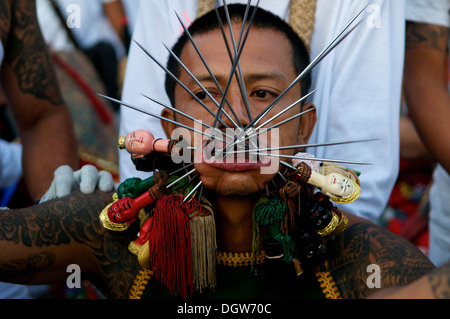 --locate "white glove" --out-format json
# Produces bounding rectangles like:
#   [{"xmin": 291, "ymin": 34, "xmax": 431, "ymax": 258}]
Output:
[{"xmin": 39, "ymin": 165, "xmax": 114, "ymax": 203}]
